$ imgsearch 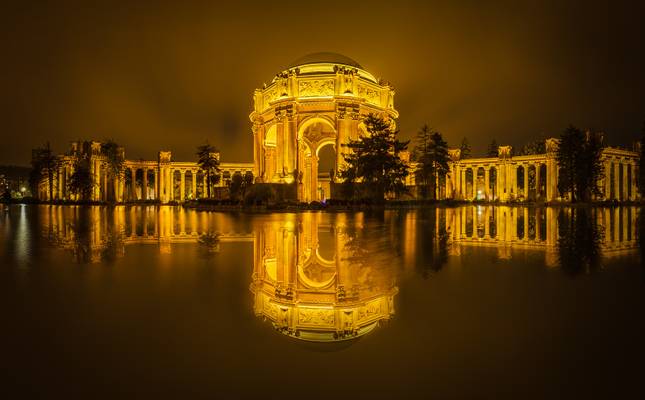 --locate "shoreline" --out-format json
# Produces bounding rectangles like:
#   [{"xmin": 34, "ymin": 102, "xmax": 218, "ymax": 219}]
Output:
[{"xmin": 2, "ymin": 198, "xmax": 643, "ymax": 211}]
